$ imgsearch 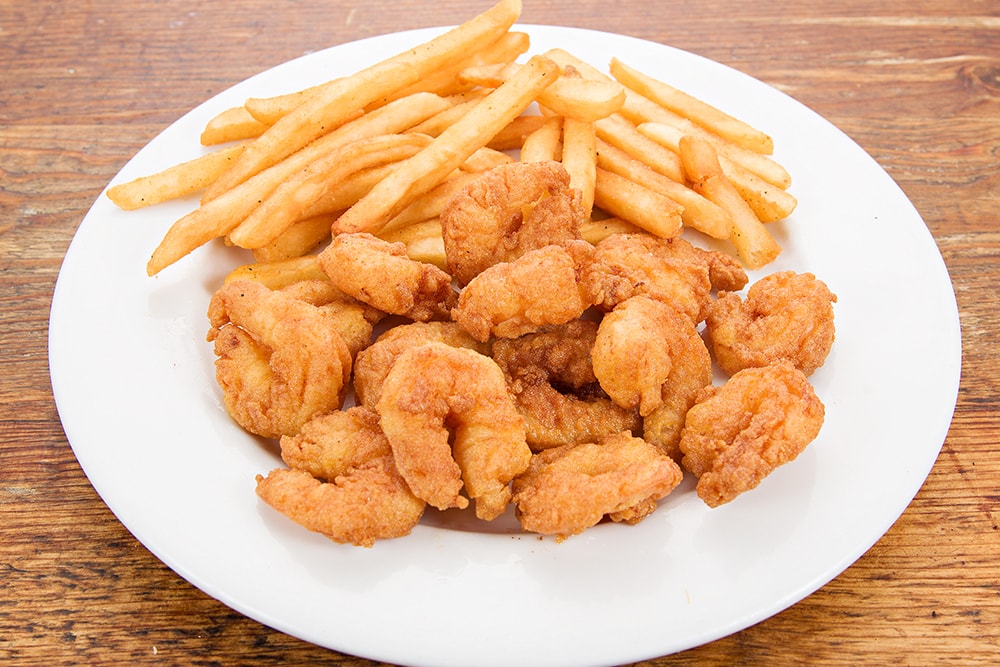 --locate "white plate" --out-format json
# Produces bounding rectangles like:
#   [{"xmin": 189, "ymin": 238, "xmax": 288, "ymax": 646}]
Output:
[{"xmin": 49, "ymin": 24, "xmax": 961, "ymax": 667}]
